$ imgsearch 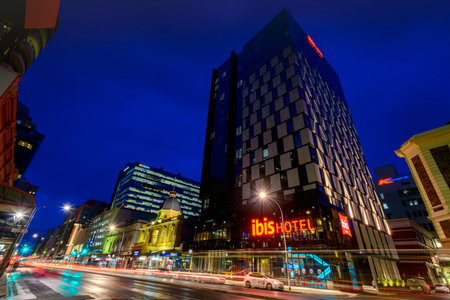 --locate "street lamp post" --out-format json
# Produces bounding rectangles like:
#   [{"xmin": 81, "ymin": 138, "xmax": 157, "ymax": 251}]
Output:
[
  {"xmin": 51, "ymin": 204, "xmax": 74, "ymax": 261},
  {"xmin": 109, "ymin": 225, "xmax": 125, "ymax": 268},
  {"xmin": 0, "ymin": 204, "xmax": 72, "ymax": 277},
  {"xmin": 258, "ymin": 192, "xmax": 291, "ymax": 291}
]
